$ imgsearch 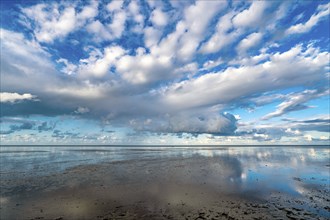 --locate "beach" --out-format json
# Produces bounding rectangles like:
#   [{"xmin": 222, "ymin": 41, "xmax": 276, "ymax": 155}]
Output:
[{"xmin": 0, "ymin": 146, "xmax": 329, "ymax": 220}]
